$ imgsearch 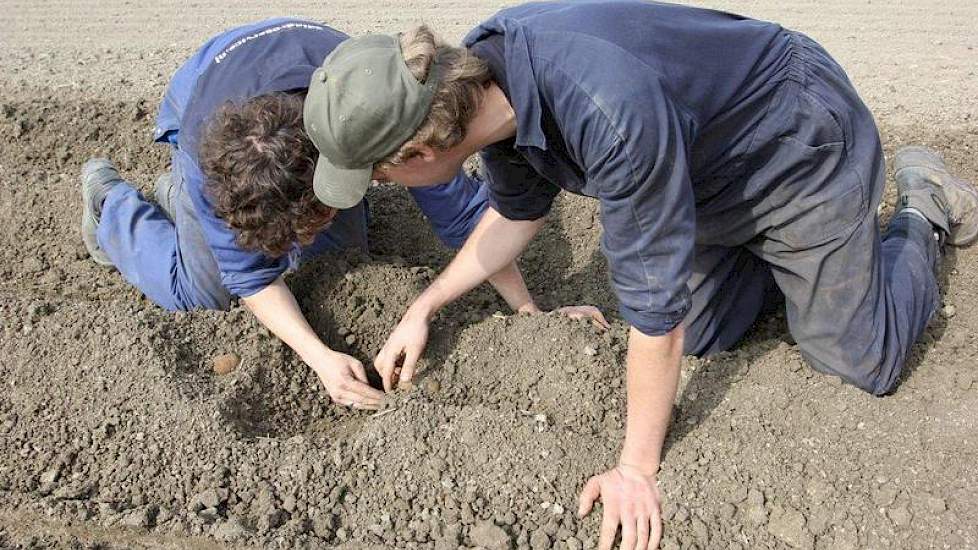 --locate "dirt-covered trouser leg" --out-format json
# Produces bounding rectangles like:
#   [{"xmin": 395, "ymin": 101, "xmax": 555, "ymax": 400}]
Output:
[
  {"xmin": 96, "ymin": 174, "xmax": 232, "ymax": 311},
  {"xmin": 739, "ymin": 31, "xmax": 942, "ymax": 395},
  {"xmin": 758, "ymin": 200, "xmax": 940, "ymax": 395},
  {"xmin": 681, "ymin": 245, "xmax": 778, "ymax": 357}
]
